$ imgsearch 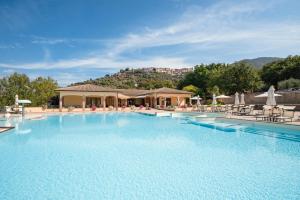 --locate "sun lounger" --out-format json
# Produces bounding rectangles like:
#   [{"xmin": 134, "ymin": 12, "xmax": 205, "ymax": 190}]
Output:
[
  {"xmin": 231, "ymin": 106, "xmax": 239, "ymax": 115},
  {"xmin": 238, "ymin": 105, "xmax": 254, "ymax": 116},
  {"xmin": 255, "ymin": 106, "xmax": 273, "ymax": 121},
  {"xmin": 5, "ymin": 106, "xmax": 23, "ymax": 114},
  {"xmin": 68, "ymin": 106, "xmax": 75, "ymax": 112},
  {"xmin": 274, "ymin": 106, "xmax": 296, "ymax": 123},
  {"xmin": 199, "ymin": 105, "xmax": 207, "ymax": 112},
  {"xmin": 108, "ymin": 106, "xmax": 114, "ymax": 111},
  {"xmin": 131, "ymin": 106, "xmax": 136, "ymax": 111}
]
